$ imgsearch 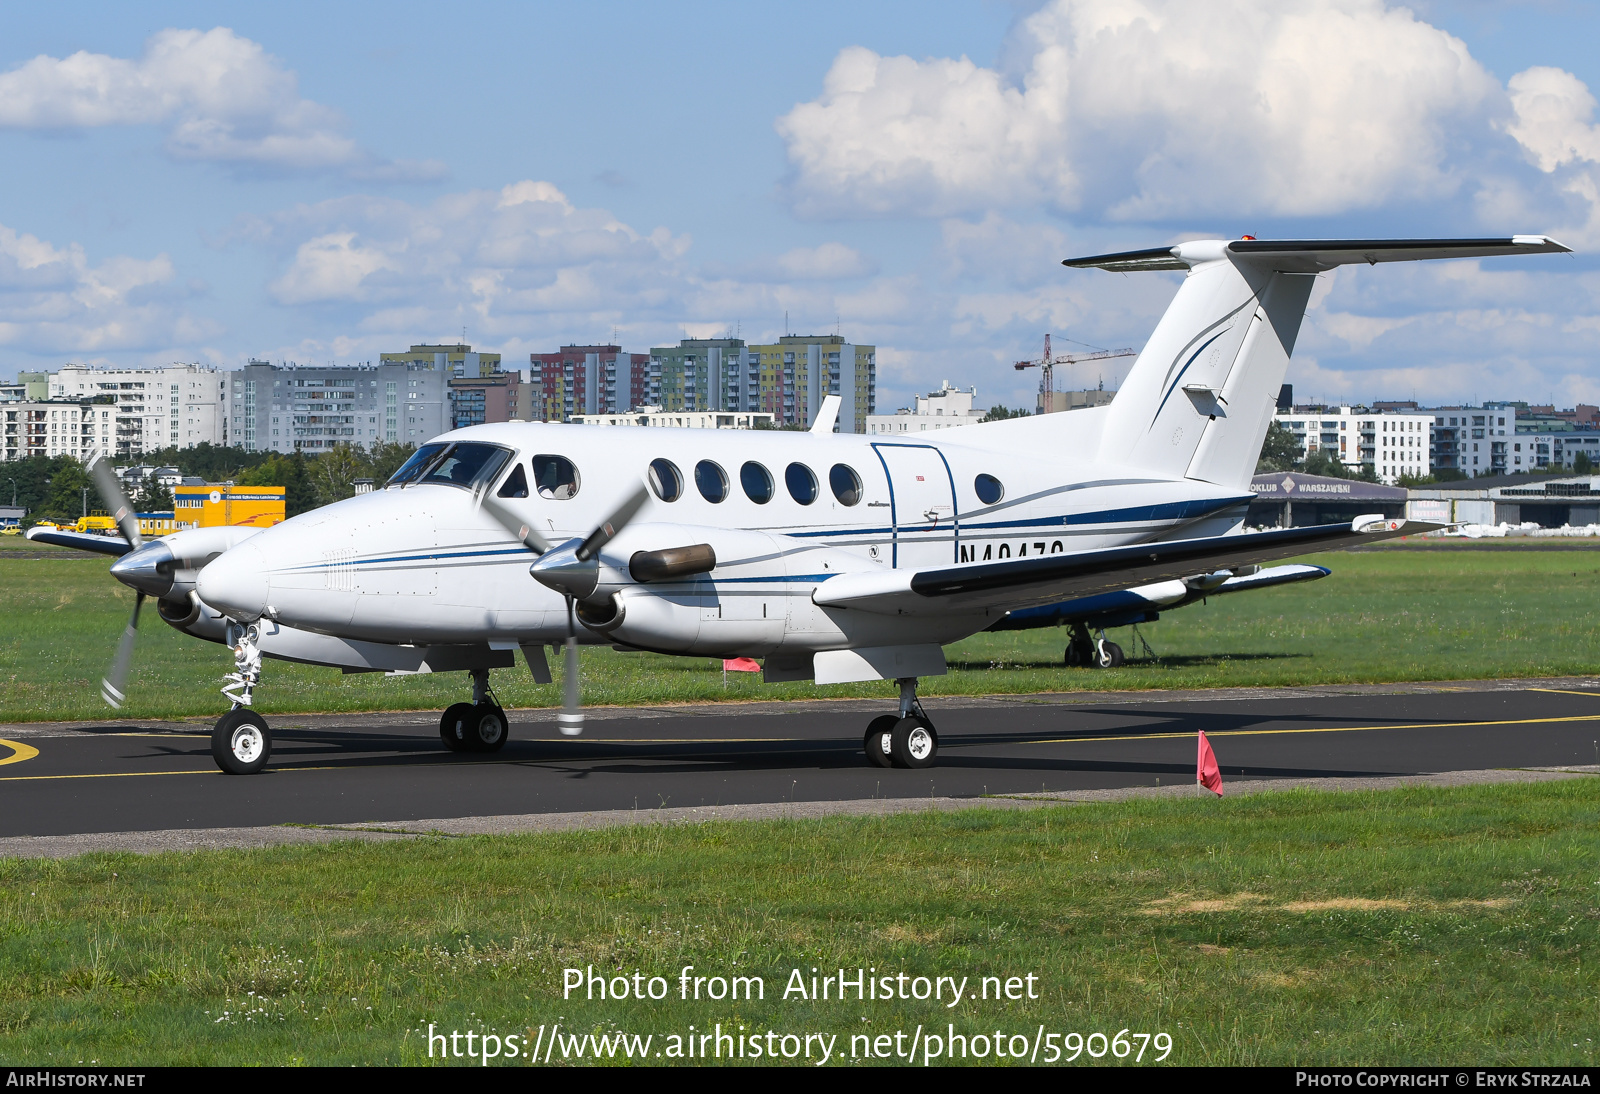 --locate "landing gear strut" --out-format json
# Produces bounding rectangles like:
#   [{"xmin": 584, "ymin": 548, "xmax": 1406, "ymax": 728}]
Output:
[
  {"xmin": 863, "ymin": 677, "xmax": 938, "ymax": 769},
  {"xmin": 440, "ymin": 667, "xmax": 509, "ymax": 753},
  {"xmin": 212, "ymin": 620, "xmax": 271, "ymax": 775},
  {"xmin": 1064, "ymin": 622, "xmax": 1123, "ymax": 669}
]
